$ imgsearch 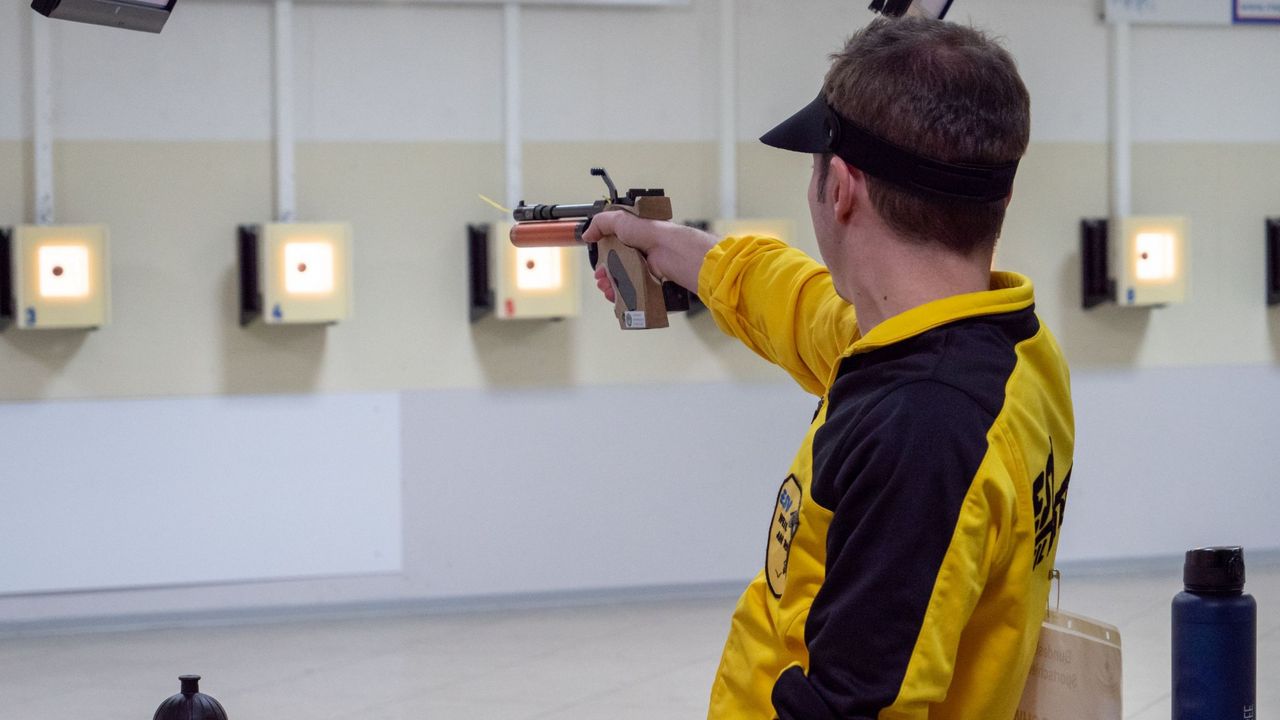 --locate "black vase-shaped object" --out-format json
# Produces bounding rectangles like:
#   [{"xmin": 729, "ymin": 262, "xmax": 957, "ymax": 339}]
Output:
[{"xmin": 153, "ymin": 675, "xmax": 228, "ymax": 720}]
